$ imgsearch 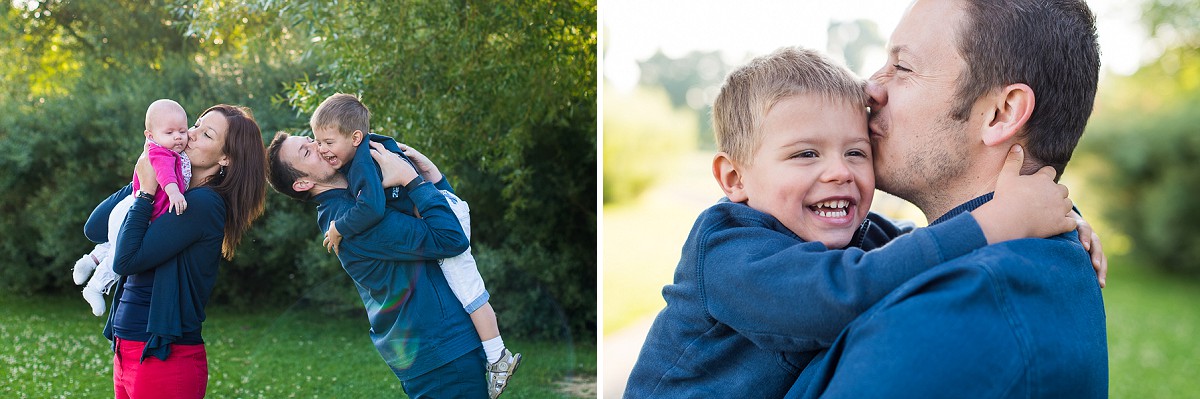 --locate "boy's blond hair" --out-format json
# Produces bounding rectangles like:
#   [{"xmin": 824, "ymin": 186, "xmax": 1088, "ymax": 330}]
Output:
[
  {"xmin": 712, "ymin": 47, "xmax": 866, "ymax": 165},
  {"xmin": 310, "ymin": 93, "xmax": 370, "ymax": 137}
]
